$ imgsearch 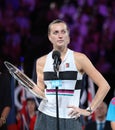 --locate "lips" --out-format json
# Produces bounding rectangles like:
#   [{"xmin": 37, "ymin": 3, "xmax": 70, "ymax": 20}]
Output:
[{"xmin": 57, "ymin": 40, "xmax": 64, "ymax": 43}]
